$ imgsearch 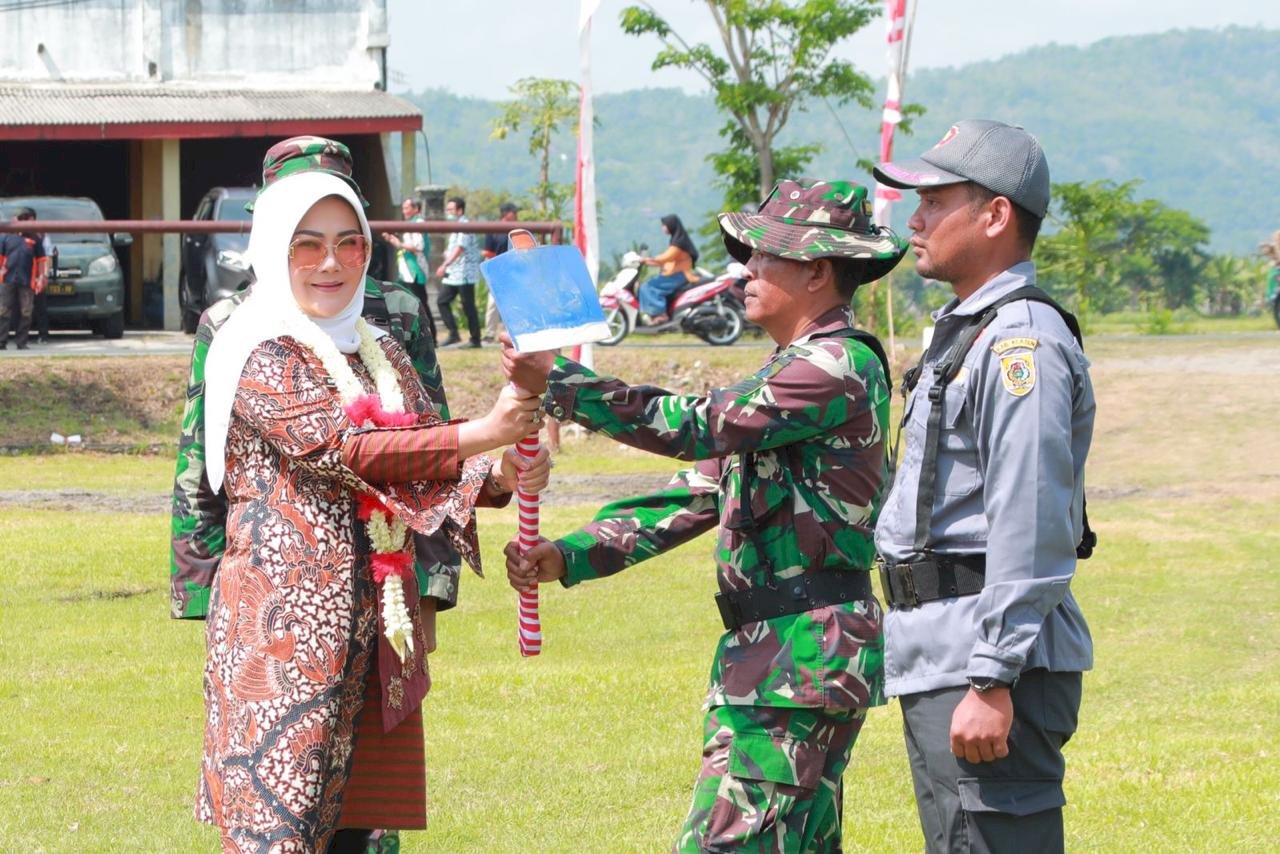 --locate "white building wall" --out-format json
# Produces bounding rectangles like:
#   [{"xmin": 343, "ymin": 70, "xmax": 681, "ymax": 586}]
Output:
[{"xmin": 1, "ymin": 0, "xmax": 388, "ymax": 89}]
